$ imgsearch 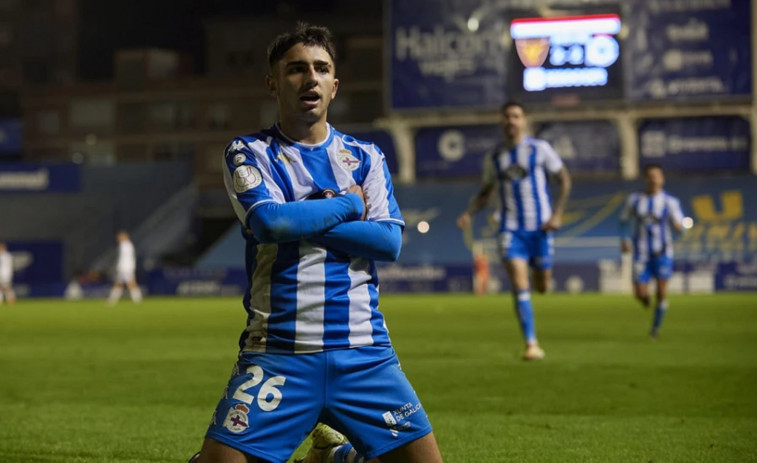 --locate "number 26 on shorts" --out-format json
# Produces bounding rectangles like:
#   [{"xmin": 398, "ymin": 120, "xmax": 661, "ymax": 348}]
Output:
[{"xmin": 232, "ymin": 365, "xmax": 287, "ymax": 412}]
